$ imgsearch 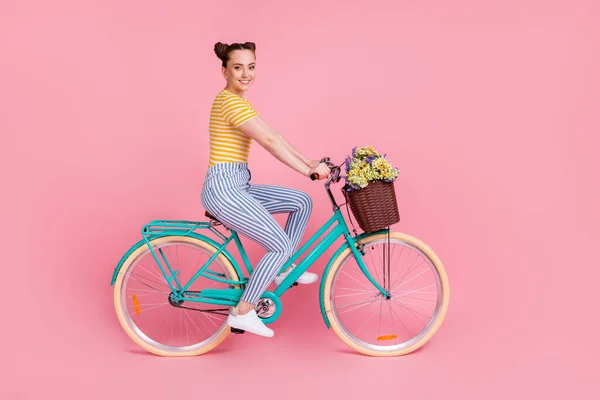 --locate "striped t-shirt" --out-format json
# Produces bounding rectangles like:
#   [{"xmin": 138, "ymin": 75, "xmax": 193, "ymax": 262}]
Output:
[{"xmin": 208, "ymin": 89, "xmax": 258, "ymax": 166}]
